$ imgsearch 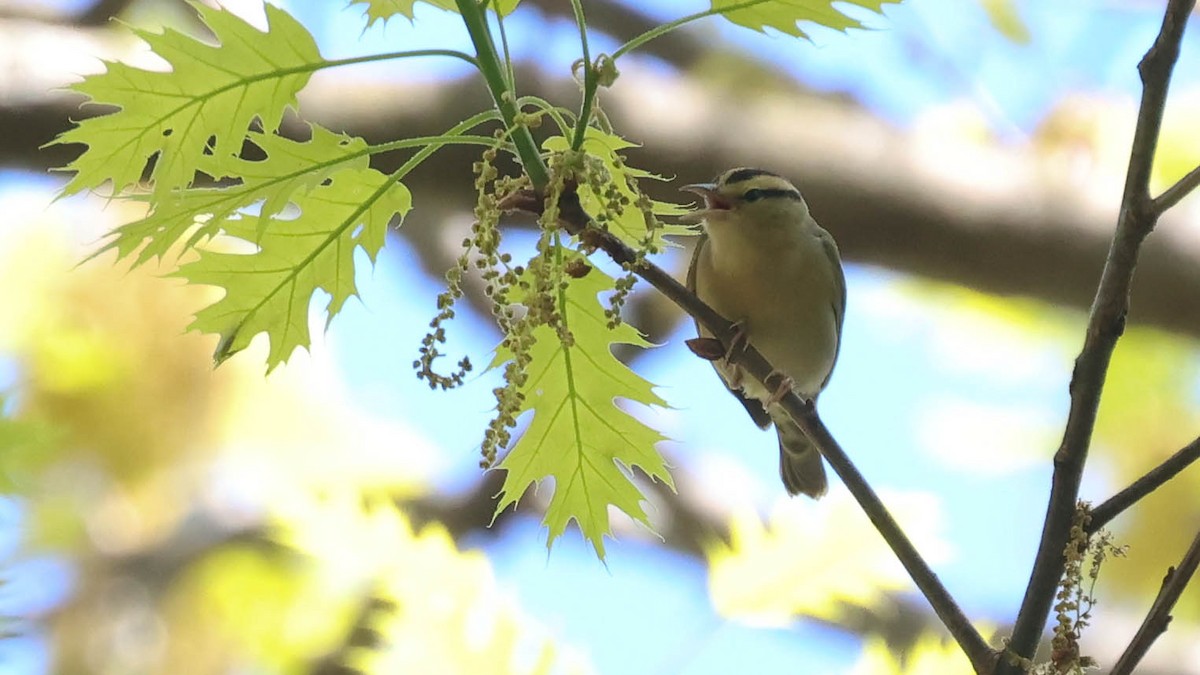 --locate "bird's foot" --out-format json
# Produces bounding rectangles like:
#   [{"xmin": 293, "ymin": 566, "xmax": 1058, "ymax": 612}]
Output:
[
  {"xmin": 723, "ymin": 320, "xmax": 750, "ymax": 363},
  {"xmin": 765, "ymin": 371, "xmax": 796, "ymax": 407}
]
